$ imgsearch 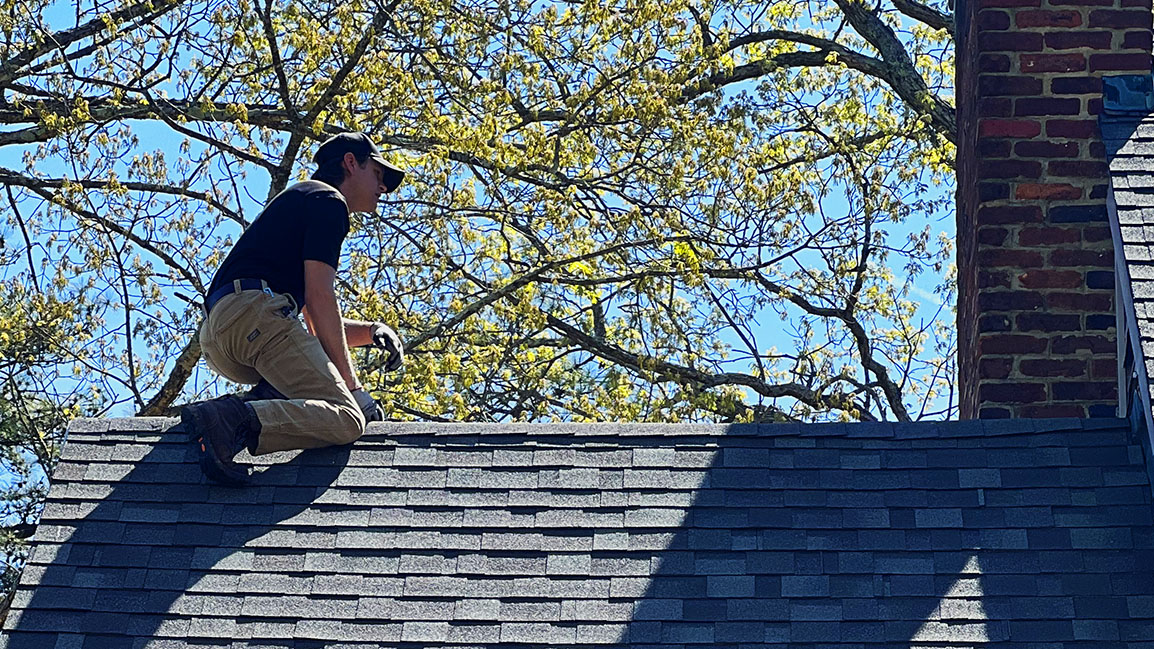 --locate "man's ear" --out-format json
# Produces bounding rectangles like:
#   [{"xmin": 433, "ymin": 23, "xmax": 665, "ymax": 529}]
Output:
[{"xmin": 341, "ymin": 151, "xmax": 358, "ymax": 175}]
